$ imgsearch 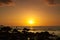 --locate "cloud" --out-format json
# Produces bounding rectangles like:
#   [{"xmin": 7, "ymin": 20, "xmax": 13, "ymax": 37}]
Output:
[
  {"xmin": 44, "ymin": 0, "xmax": 60, "ymax": 6},
  {"xmin": 0, "ymin": 0, "xmax": 60, "ymax": 7},
  {"xmin": 0, "ymin": 0, "xmax": 15, "ymax": 7}
]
